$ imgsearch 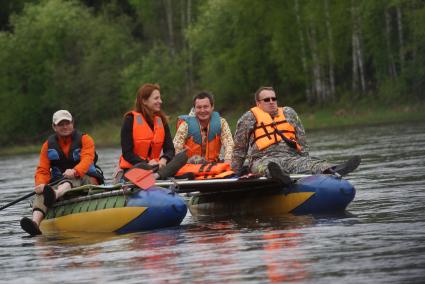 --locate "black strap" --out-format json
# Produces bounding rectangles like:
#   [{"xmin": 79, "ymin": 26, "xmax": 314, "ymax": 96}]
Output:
[
  {"xmin": 252, "ymin": 129, "xmax": 294, "ymax": 143},
  {"xmin": 198, "ymin": 162, "xmax": 208, "ymax": 173},
  {"xmin": 278, "ymin": 130, "xmax": 298, "ymax": 149},
  {"xmin": 252, "ymin": 120, "xmax": 287, "ymax": 132},
  {"xmin": 197, "ymin": 162, "xmax": 217, "ymax": 174},
  {"xmin": 252, "ymin": 120, "xmax": 288, "ymax": 144},
  {"xmin": 205, "ymin": 162, "xmax": 216, "ymax": 172},
  {"xmin": 251, "ymin": 129, "xmax": 298, "ymax": 150}
]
